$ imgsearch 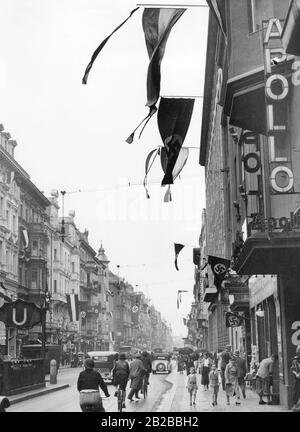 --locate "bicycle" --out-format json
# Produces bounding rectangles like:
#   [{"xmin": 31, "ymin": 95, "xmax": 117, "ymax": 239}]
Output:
[{"xmin": 116, "ymin": 385, "xmax": 125, "ymax": 412}]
